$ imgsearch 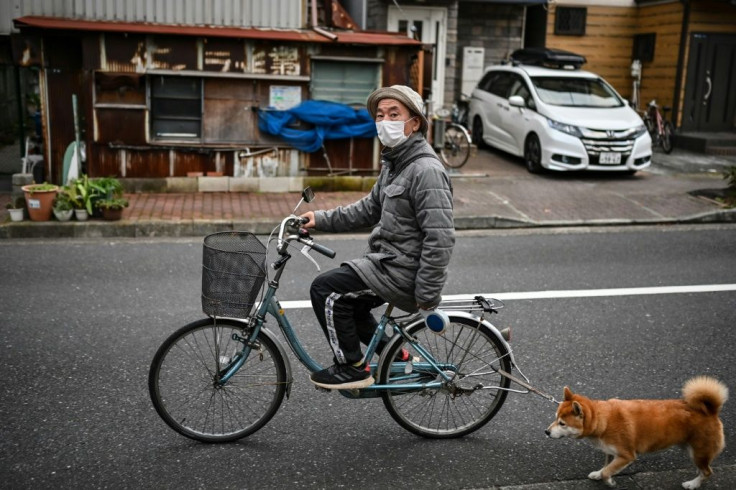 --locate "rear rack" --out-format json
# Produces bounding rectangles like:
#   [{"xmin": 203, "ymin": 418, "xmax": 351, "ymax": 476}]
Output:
[{"xmin": 439, "ymin": 295, "xmax": 504, "ymax": 314}]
